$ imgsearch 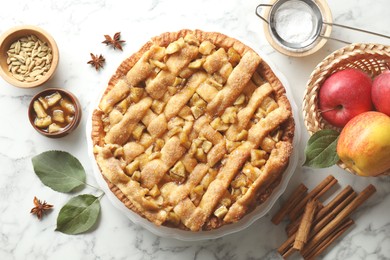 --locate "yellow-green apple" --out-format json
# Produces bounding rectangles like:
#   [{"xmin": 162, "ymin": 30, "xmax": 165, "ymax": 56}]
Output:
[
  {"xmin": 372, "ymin": 70, "xmax": 390, "ymax": 116},
  {"xmin": 319, "ymin": 68, "xmax": 373, "ymax": 128},
  {"xmin": 337, "ymin": 111, "xmax": 390, "ymax": 176}
]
